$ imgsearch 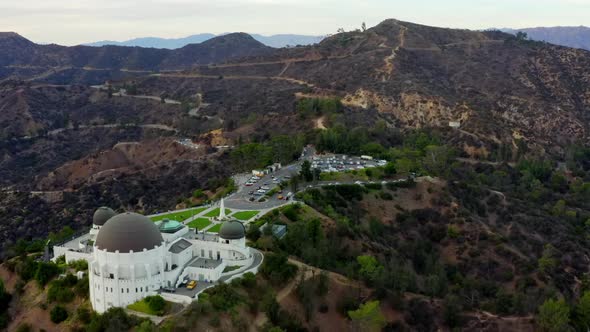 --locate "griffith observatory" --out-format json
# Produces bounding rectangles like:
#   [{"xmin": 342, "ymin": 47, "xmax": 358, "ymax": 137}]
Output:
[{"xmin": 52, "ymin": 201, "xmax": 263, "ymax": 313}]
